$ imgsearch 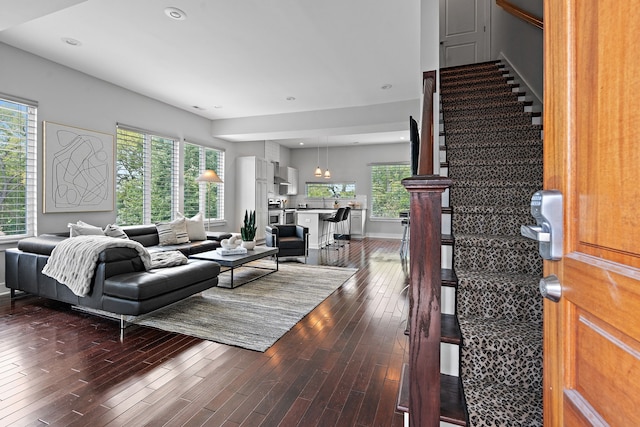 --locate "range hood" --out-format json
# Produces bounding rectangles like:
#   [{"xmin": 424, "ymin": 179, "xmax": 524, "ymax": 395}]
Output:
[{"xmin": 273, "ymin": 162, "xmax": 291, "ymax": 186}]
